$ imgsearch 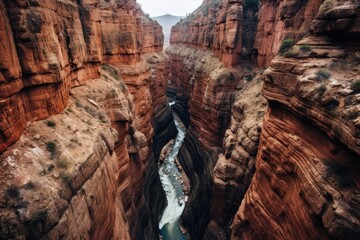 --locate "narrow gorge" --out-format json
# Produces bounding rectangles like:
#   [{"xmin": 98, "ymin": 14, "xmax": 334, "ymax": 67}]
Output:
[{"xmin": 0, "ymin": 0, "xmax": 359, "ymax": 240}]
